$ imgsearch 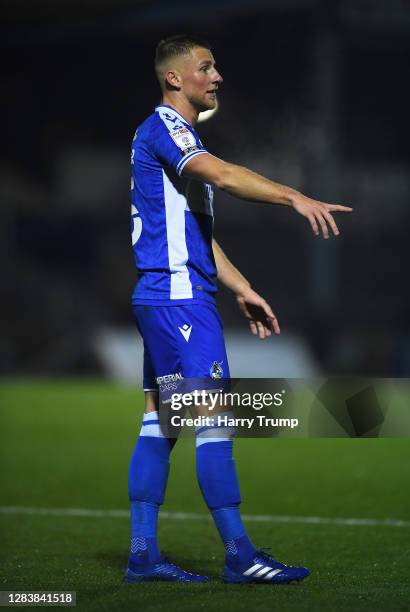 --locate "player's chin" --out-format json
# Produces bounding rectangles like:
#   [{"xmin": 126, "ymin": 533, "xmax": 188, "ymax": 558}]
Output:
[{"xmin": 201, "ymin": 96, "xmax": 217, "ymax": 110}]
